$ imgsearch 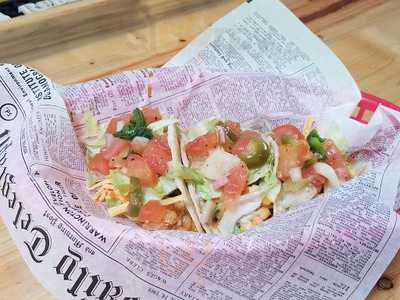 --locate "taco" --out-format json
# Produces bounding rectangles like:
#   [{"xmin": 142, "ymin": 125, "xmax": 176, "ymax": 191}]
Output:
[
  {"xmin": 82, "ymin": 106, "xmax": 203, "ymax": 232},
  {"xmin": 272, "ymin": 123, "xmax": 356, "ymax": 215},
  {"xmin": 178, "ymin": 117, "xmax": 356, "ymax": 235}
]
